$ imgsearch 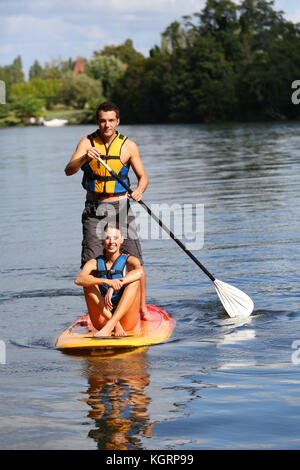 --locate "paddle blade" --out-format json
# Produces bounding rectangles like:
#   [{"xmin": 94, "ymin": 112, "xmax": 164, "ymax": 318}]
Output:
[{"xmin": 213, "ymin": 279, "xmax": 254, "ymax": 318}]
